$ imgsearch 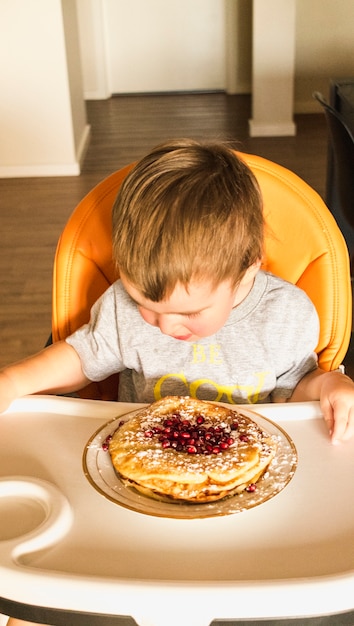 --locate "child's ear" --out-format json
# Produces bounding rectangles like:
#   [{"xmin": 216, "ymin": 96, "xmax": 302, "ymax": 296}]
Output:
[{"xmin": 241, "ymin": 259, "xmax": 261, "ymax": 284}]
